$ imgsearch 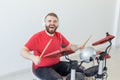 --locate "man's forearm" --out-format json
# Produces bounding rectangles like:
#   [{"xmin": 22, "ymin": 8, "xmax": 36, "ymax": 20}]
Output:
[
  {"xmin": 21, "ymin": 47, "xmax": 34, "ymax": 61},
  {"xmin": 67, "ymin": 44, "xmax": 82, "ymax": 52}
]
